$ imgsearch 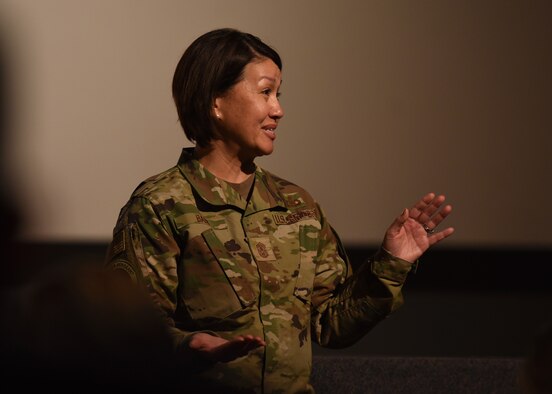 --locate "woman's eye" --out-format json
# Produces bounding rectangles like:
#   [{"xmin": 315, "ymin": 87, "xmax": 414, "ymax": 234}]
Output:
[{"xmin": 261, "ymin": 89, "xmax": 281, "ymax": 100}]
